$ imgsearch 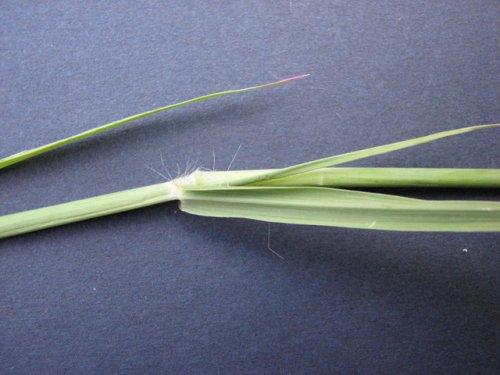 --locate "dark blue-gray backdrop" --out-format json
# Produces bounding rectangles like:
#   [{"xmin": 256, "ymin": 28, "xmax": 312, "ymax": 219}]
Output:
[{"xmin": 1, "ymin": 1, "xmax": 499, "ymax": 374}]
